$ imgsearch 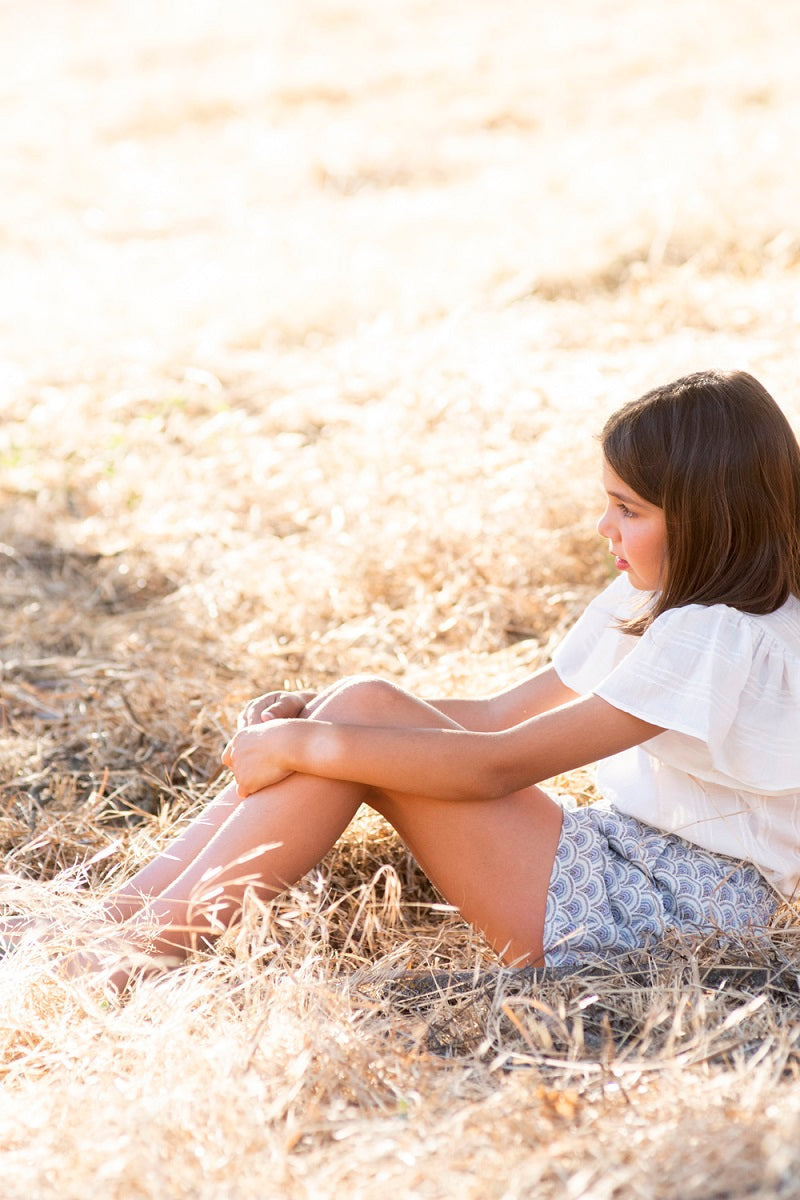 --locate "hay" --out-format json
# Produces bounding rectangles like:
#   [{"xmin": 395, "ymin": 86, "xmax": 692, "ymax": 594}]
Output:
[{"xmin": 2, "ymin": 0, "xmax": 800, "ymax": 1195}]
